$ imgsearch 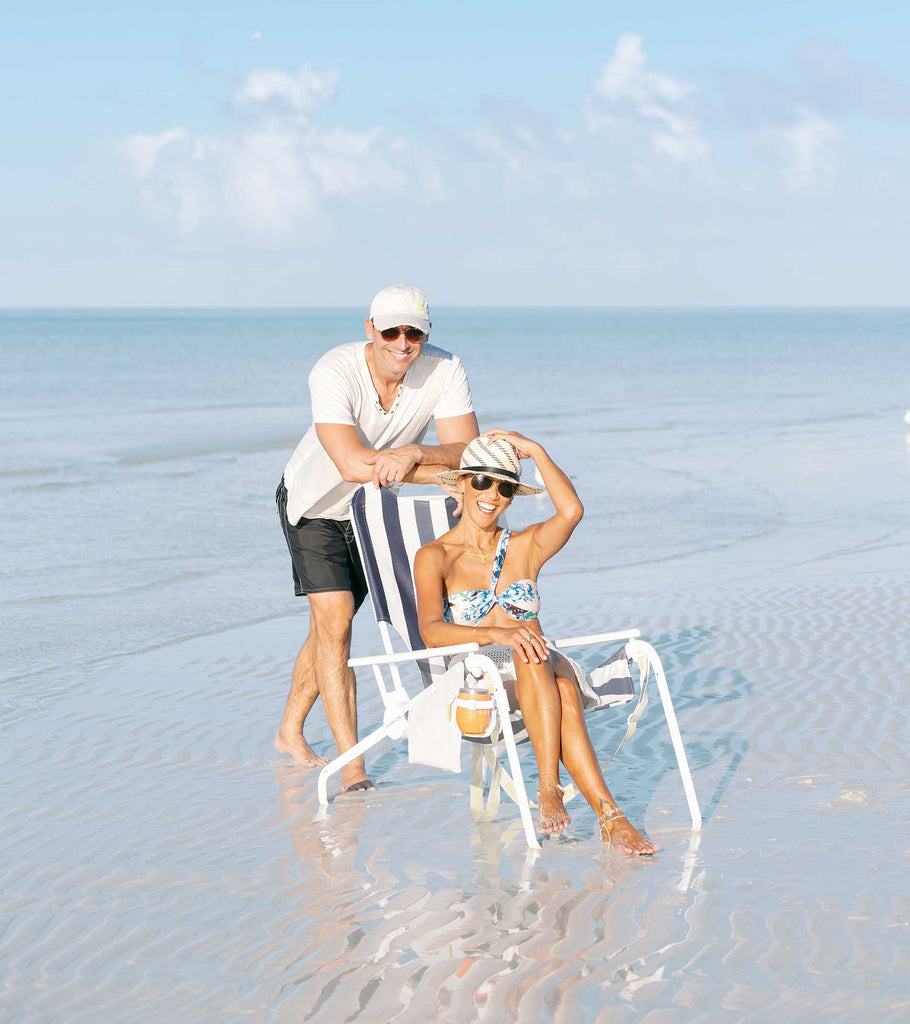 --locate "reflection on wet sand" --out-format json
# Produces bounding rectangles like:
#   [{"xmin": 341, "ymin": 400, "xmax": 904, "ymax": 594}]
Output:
[{"xmin": 274, "ymin": 761, "xmax": 708, "ymax": 1020}]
